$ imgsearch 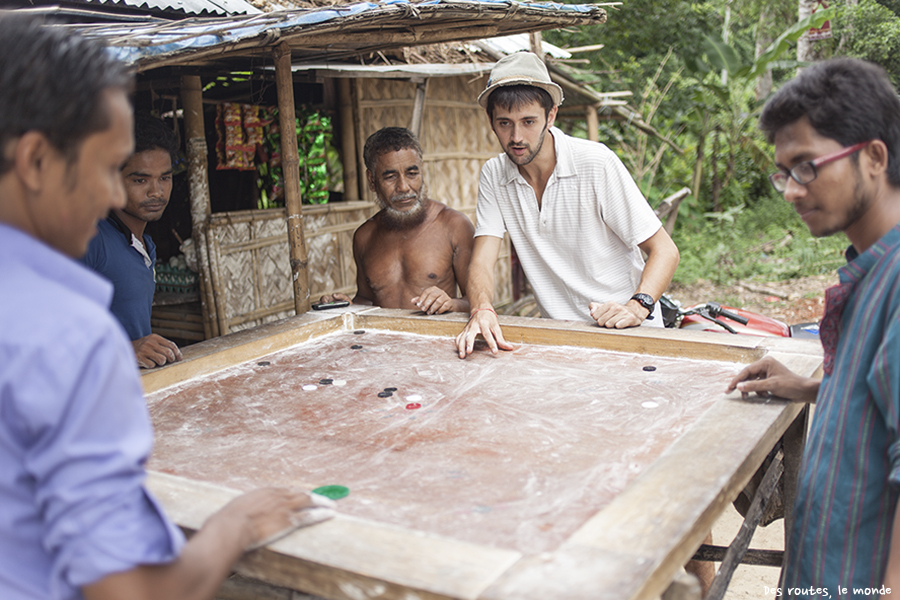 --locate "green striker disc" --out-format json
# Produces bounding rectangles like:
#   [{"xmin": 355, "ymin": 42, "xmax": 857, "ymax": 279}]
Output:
[{"xmin": 312, "ymin": 485, "xmax": 350, "ymax": 500}]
